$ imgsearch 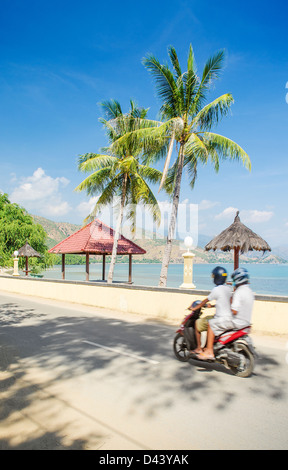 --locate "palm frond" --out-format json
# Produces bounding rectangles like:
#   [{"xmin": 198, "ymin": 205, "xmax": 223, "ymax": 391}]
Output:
[
  {"xmin": 78, "ymin": 153, "xmax": 117, "ymax": 172},
  {"xmin": 187, "ymin": 44, "xmax": 197, "ymax": 75},
  {"xmin": 184, "ymin": 133, "xmax": 209, "ymax": 163},
  {"xmin": 164, "ymin": 157, "xmax": 179, "ymax": 195},
  {"xmin": 109, "ymin": 119, "xmax": 170, "ymax": 157},
  {"xmin": 184, "ymin": 154, "xmax": 198, "ymax": 189},
  {"xmin": 192, "ymin": 93, "xmax": 234, "ymax": 131},
  {"xmin": 137, "ymin": 163, "xmax": 163, "ymax": 184},
  {"xmin": 143, "ymin": 53, "xmax": 178, "ymax": 117},
  {"xmin": 203, "ymin": 132, "xmax": 251, "ymax": 170},
  {"xmin": 201, "ymin": 49, "xmax": 226, "ymax": 88},
  {"xmin": 85, "ymin": 174, "xmax": 123, "ymax": 222},
  {"xmin": 135, "ymin": 177, "xmax": 161, "ymax": 226},
  {"xmin": 192, "ymin": 49, "xmax": 226, "ymax": 114},
  {"xmin": 74, "ymin": 167, "xmax": 115, "ymax": 195},
  {"xmin": 168, "ymin": 46, "xmax": 182, "ymax": 78},
  {"xmin": 100, "ymin": 99, "xmax": 123, "ymax": 120}
]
